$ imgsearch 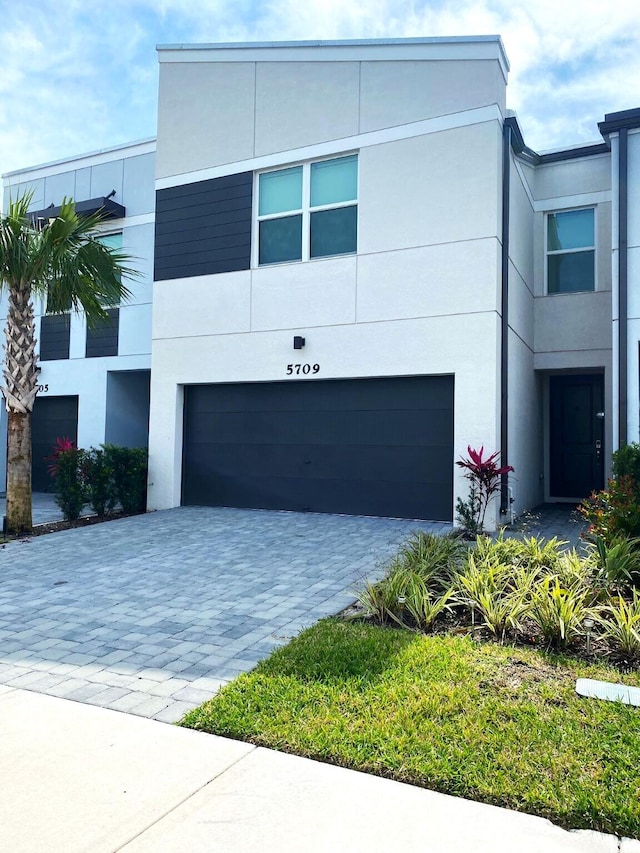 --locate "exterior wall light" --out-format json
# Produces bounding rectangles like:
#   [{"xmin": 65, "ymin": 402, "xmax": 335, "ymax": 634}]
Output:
[{"xmin": 293, "ymin": 336, "xmax": 306, "ymax": 350}]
